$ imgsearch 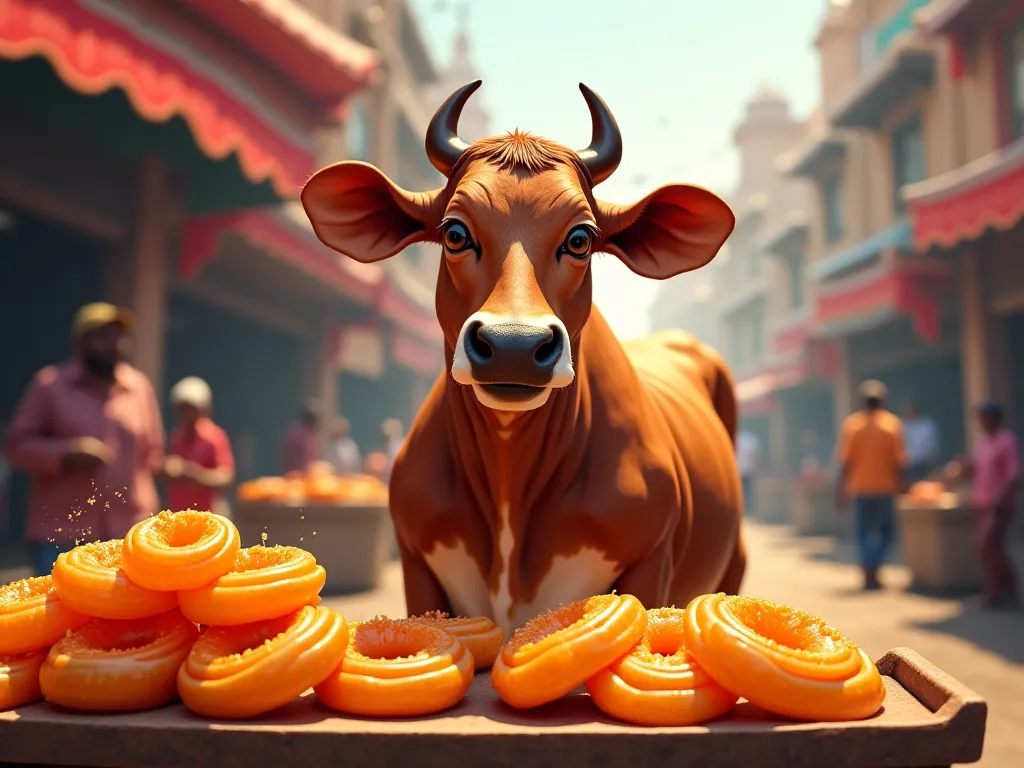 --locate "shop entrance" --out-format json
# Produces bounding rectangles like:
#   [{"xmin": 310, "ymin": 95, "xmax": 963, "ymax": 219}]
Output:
[
  {"xmin": 340, "ymin": 363, "xmax": 414, "ymax": 459},
  {"xmin": 1005, "ymin": 314, "xmax": 1024, "ymax": 432},
  {"xmin": 164, "ymin": 292, "xmax": 308, "ymax": 483}
]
